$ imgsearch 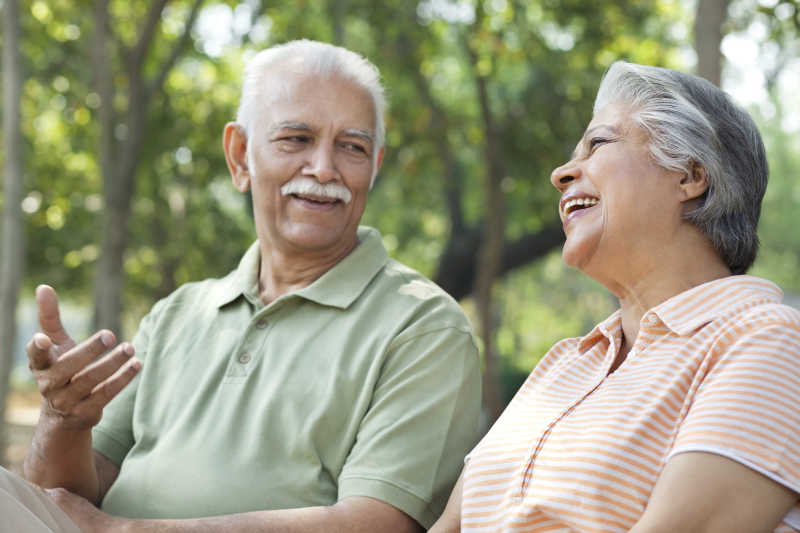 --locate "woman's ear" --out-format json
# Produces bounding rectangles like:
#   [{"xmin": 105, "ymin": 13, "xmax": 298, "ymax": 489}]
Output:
[
  {"xmin": 679, "ymin": 161, "xmax": 709, "ymax": 202},
  {"xmin": 223, "ymin": 122, "xmax": 251, "ymax": 192}
]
